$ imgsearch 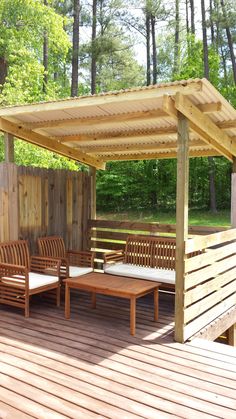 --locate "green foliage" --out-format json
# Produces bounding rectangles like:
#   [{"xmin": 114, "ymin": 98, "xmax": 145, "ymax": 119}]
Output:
[
  {"xmin": 96, "ymin": 157, "xmax": 232, "ymax": 213},
  {"xmin": 0, "ymin": 0, "xmax": 70, "ymax": 104},
  {"xmin": 0, "ymin": 135, "xmax": 80, "ymax": 170}
]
